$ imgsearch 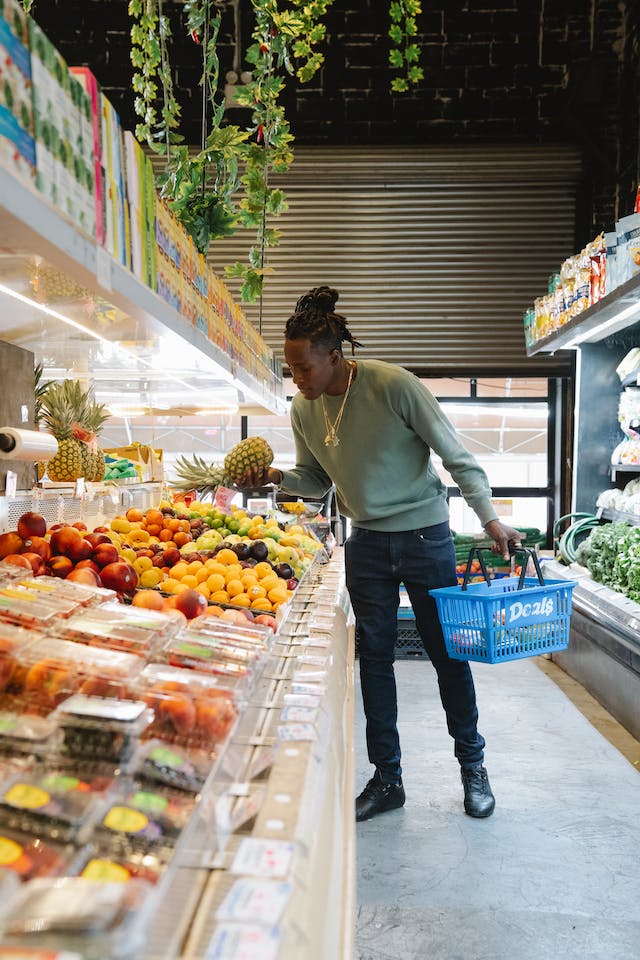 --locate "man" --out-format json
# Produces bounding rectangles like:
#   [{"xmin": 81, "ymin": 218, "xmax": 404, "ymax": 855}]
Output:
[{"xmin": 240, "ymin": 285, "xmax": 522, "ymax": 821}]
